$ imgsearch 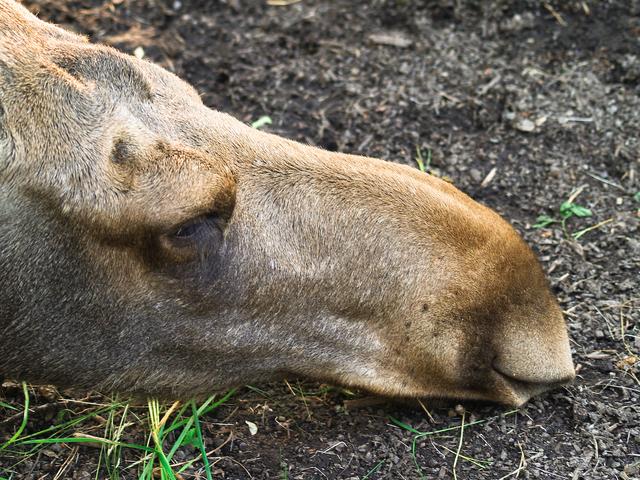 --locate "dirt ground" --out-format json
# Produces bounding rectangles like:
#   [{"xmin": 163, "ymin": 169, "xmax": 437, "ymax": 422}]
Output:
[{"xmin": 1, "ymin": 0, "xmax": 639, "ymax": 478}]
